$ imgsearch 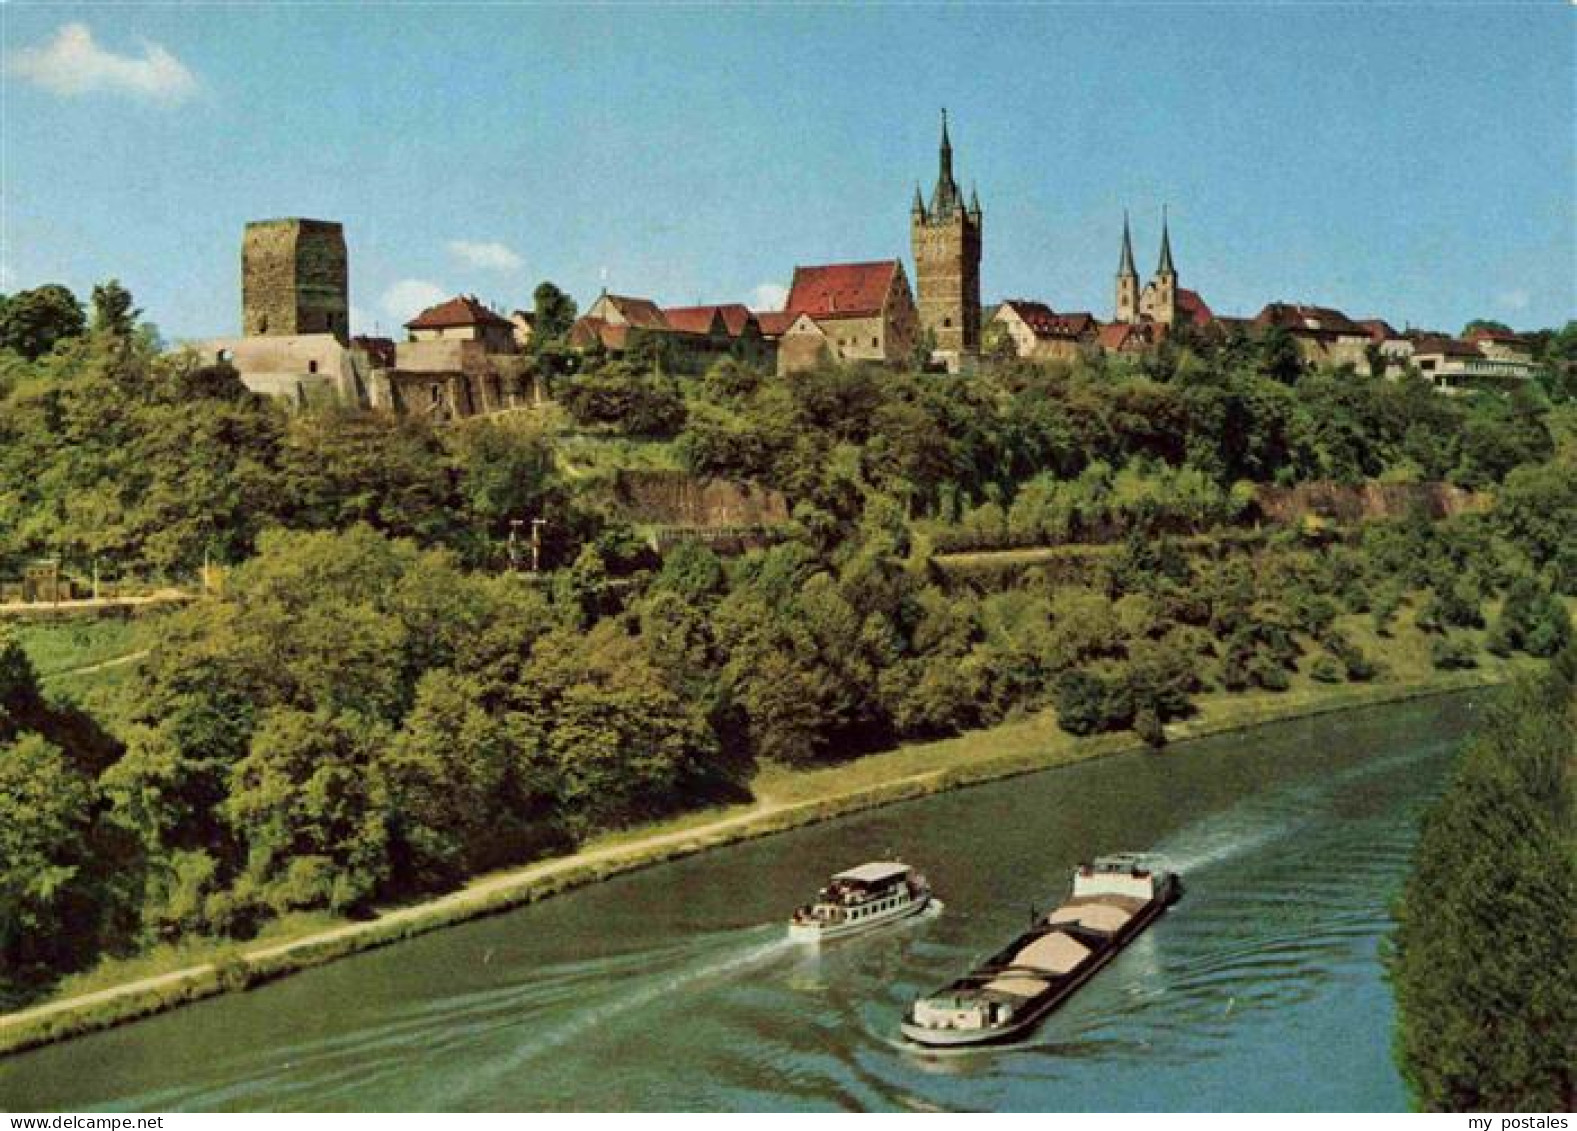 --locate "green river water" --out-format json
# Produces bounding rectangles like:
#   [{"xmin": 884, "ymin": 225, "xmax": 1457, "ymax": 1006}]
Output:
[{"xmin": 2, "ymin": 692, "xmax": 1485, "ymax": 1111}]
